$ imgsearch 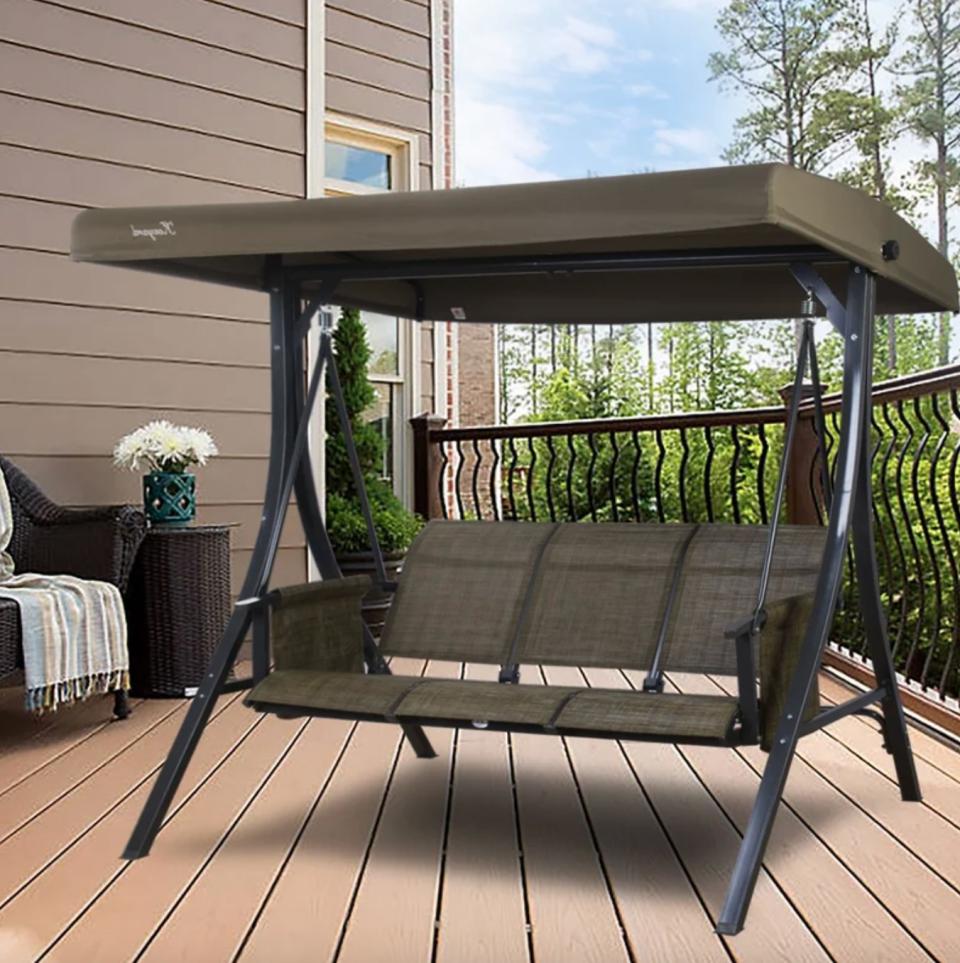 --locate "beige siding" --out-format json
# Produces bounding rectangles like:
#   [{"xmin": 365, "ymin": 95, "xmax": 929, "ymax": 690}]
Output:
[
  {"xmin": 0, "ymin": 0, "xmax": 442, "ymax": 597},
  {"xmin": 0, "ymin": 0, "xmax": 304, "ymax": 591}
]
